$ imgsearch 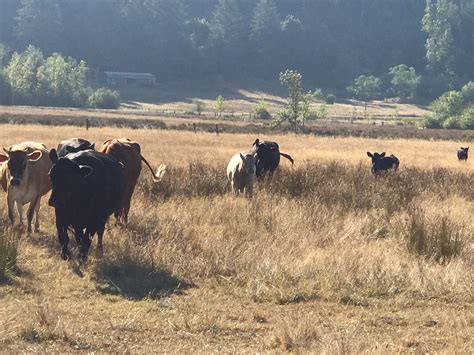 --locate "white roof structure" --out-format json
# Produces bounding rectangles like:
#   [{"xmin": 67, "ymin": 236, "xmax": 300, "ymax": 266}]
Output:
[{"xmin": 104, "ymin": 72, "xmax": 156, "ymax": 80}]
